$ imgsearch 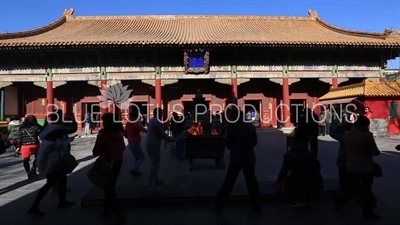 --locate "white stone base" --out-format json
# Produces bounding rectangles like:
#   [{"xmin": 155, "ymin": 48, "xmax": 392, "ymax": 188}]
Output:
[{"xmin": 280, "ymin": 127, "xmax": 295, "ymax": 134}]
